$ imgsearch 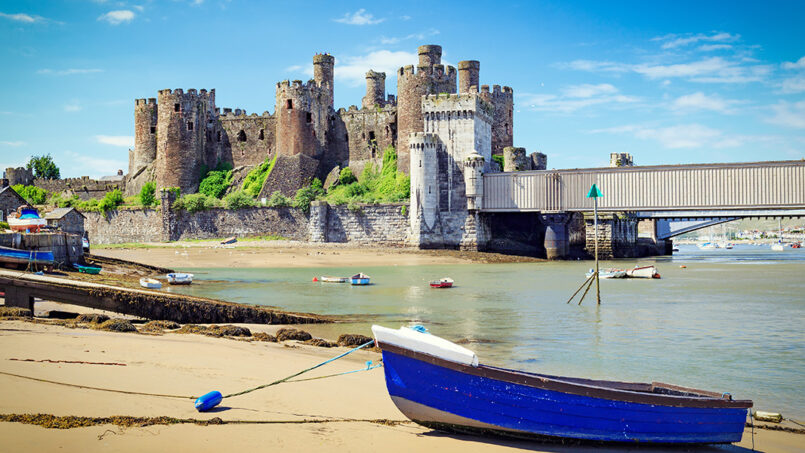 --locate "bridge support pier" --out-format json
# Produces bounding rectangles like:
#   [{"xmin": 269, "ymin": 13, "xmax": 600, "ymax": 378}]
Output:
[
  {"xmin": 3, "ymin": 286, "xmax": 35, "ymax": 312},
  {"xmin": 540, "ymin": 213, "xmax": 571, "ymax": 259},
  {"xmin": 459, "ymin": 211, "xmax": 489, "ymax": 252},
  {"xmin": 584, "ymin": 213, "xmax": 639, "ymax": 259}
]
